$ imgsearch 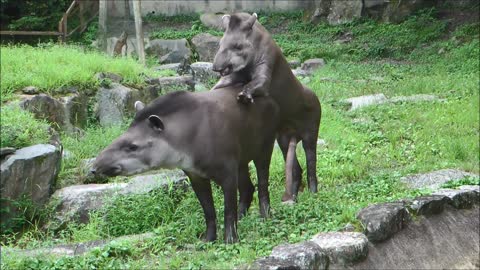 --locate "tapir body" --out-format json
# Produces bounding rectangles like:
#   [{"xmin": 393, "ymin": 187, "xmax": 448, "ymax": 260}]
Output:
[
  {"xmin": 212, "ymin": 13, "xmax": 321, "ymax": 201},
  {"xmin": 92, "ymin": 86, "xmax": 279, "ymax": 243}
]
